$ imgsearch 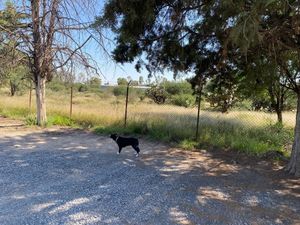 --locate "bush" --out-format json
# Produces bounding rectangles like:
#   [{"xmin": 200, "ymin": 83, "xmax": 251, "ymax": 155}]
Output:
[
  {"xmin": 48, "ymin": 80, "xmax": 66, "ymax": 92},
  {"xmin": 171, "ymin": 94, "xmax": 196, "ymax": 107},
  {"xmin": 78, "ymin": 84, "xmax": 88, "ymax": 92},
  {"xmin": 25, "ymin": 114, "xmax": 37, "ymax": 125},
  {"xmin": 113, "ymin": 86, "xmax": 127, "ymax": 96},
  {"xmin": 139, "ymin": 94, "xmax": 146, "ymax": 101},
  {"xmin": 233, "ymin": 100, "xmax": 252, "ymax": 111},
  {"xmin": 164, "ymin": 81, "xmax": 193, "ymax": 95},
  {"xmin": 146, "ymin": 86, "xmax": 168, "ymax": 104}
]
